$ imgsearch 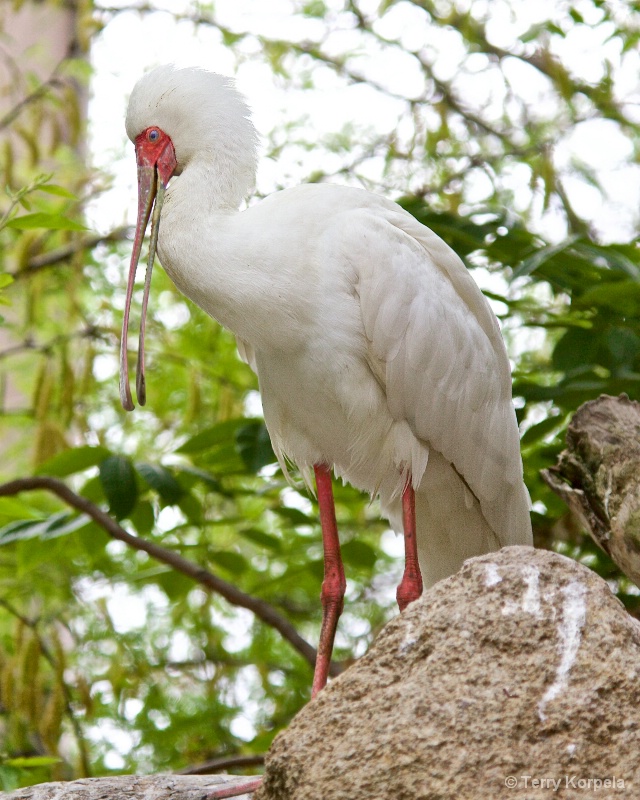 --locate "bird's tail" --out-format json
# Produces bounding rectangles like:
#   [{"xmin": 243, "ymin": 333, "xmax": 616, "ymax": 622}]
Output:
[{"xmin": 381, "ymin": 449, "xmax": 532, "ymax": 589}]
